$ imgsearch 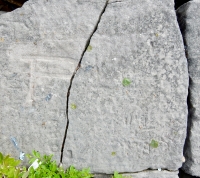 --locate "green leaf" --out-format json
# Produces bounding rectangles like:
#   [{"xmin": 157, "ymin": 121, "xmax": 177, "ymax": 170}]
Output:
[
  {"xmin": 122, "ymin": 78, "xmax": 131, "ymax": 87},
  {"xmin": 65, "ymin": 165, "xmax": 93, "ymax": 178},
  {"xmin": 32, "ymin": 150, "xmax": 37, "ymax": 157},
  {"xmin": 113, "ymin": 171, "xmax": 123, "ymax": 178},
  {"xmin": 29, "ymin": 158, "xmax": 37, "ymax": 164},
  {"xmin": 26, "ymin": 153, "xmax": 32, "ymax": 159},
  {"xmin": 22, "ymin": 171, "xmax": 29, "ymax": 178},
  {"xmin": 1, "ymin": 151, "xmax": 96, "ymax": 178},
  {"xmin": 150, "ymin": 139, "xmax": 159, "ymax": 148},
  {"xmin": 0, "ymin": 152, "xmax": 3, "ymax": 163},
  {"xmin": 33, "ymin": 151, "xmax": 40, "ymax": 159}
]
